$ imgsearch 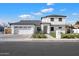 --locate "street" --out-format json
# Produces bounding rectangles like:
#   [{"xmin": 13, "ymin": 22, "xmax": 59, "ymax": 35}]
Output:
[{"xmin": 0, "ymin": 42, "xmax": 79, "ymax": 56}]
